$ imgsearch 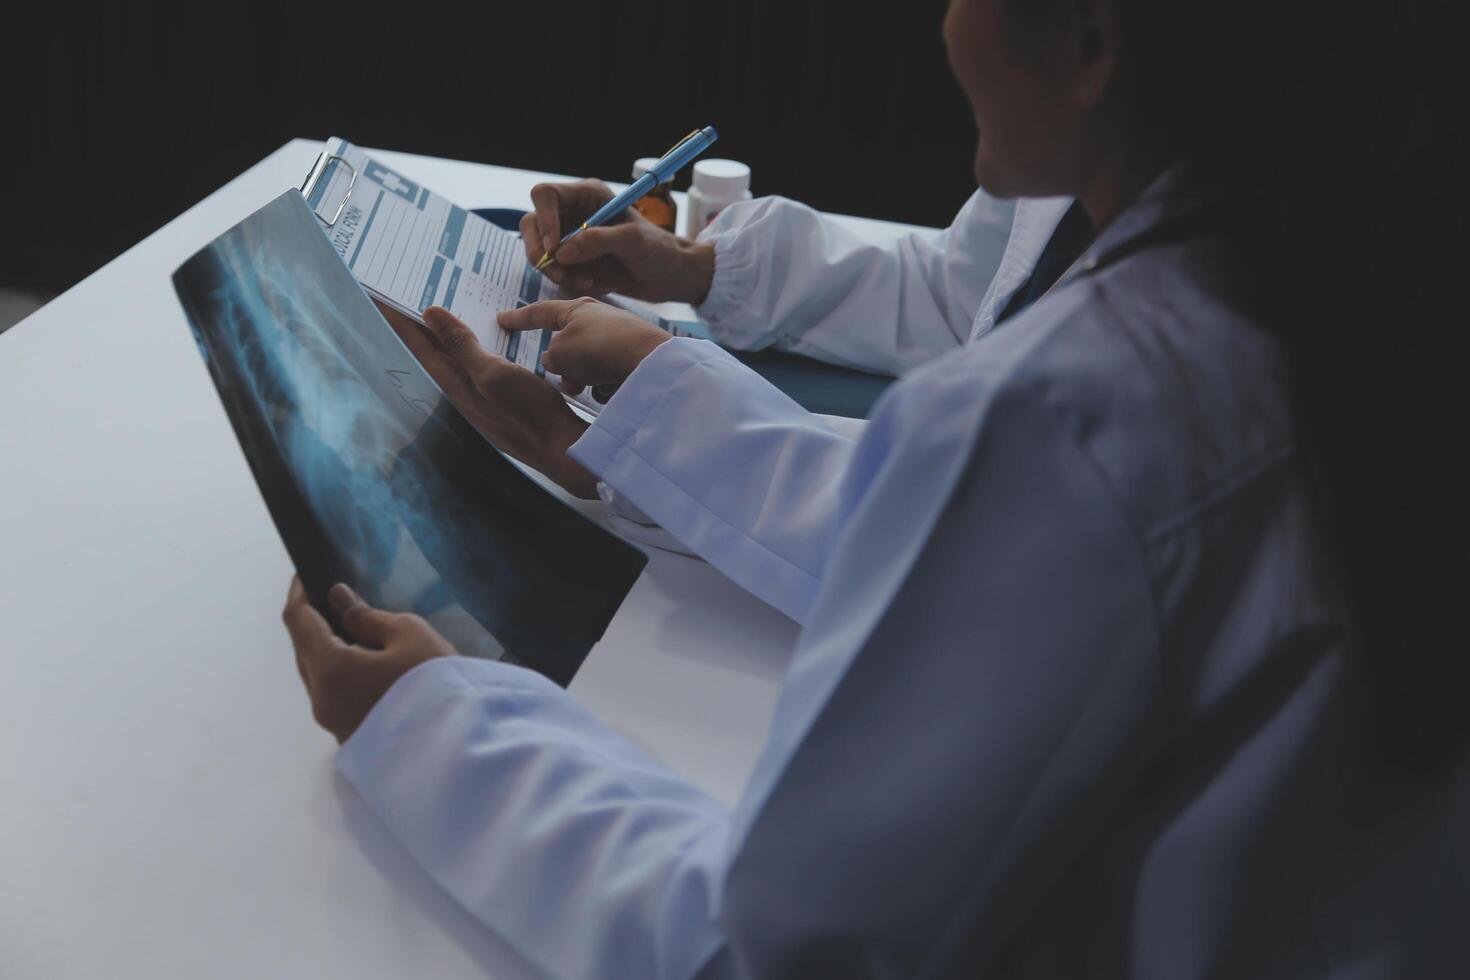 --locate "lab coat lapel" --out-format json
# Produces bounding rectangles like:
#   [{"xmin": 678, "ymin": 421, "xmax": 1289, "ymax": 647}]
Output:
[{"xmin": 970, "ymin": 196, "xmax": 1074, "ymax": 342}]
